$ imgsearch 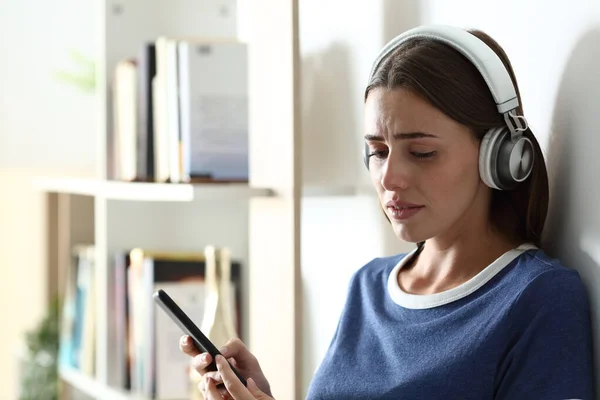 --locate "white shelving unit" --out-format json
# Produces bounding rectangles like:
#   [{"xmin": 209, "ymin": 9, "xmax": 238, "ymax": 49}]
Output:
[
  {"xmin": 35, "ymin": 0, "xmax": 303, "ymax": 399},
  {"xmin": 33, "ymin": 177, "xmax": 362, "ymax": 201},
  {"xmin": 59, "ymin": 367, "xmax": 147, "ymax": 400},
  {"xmin": 32, "ymin": 176, "xmax": 274, "ymax": 202}
]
